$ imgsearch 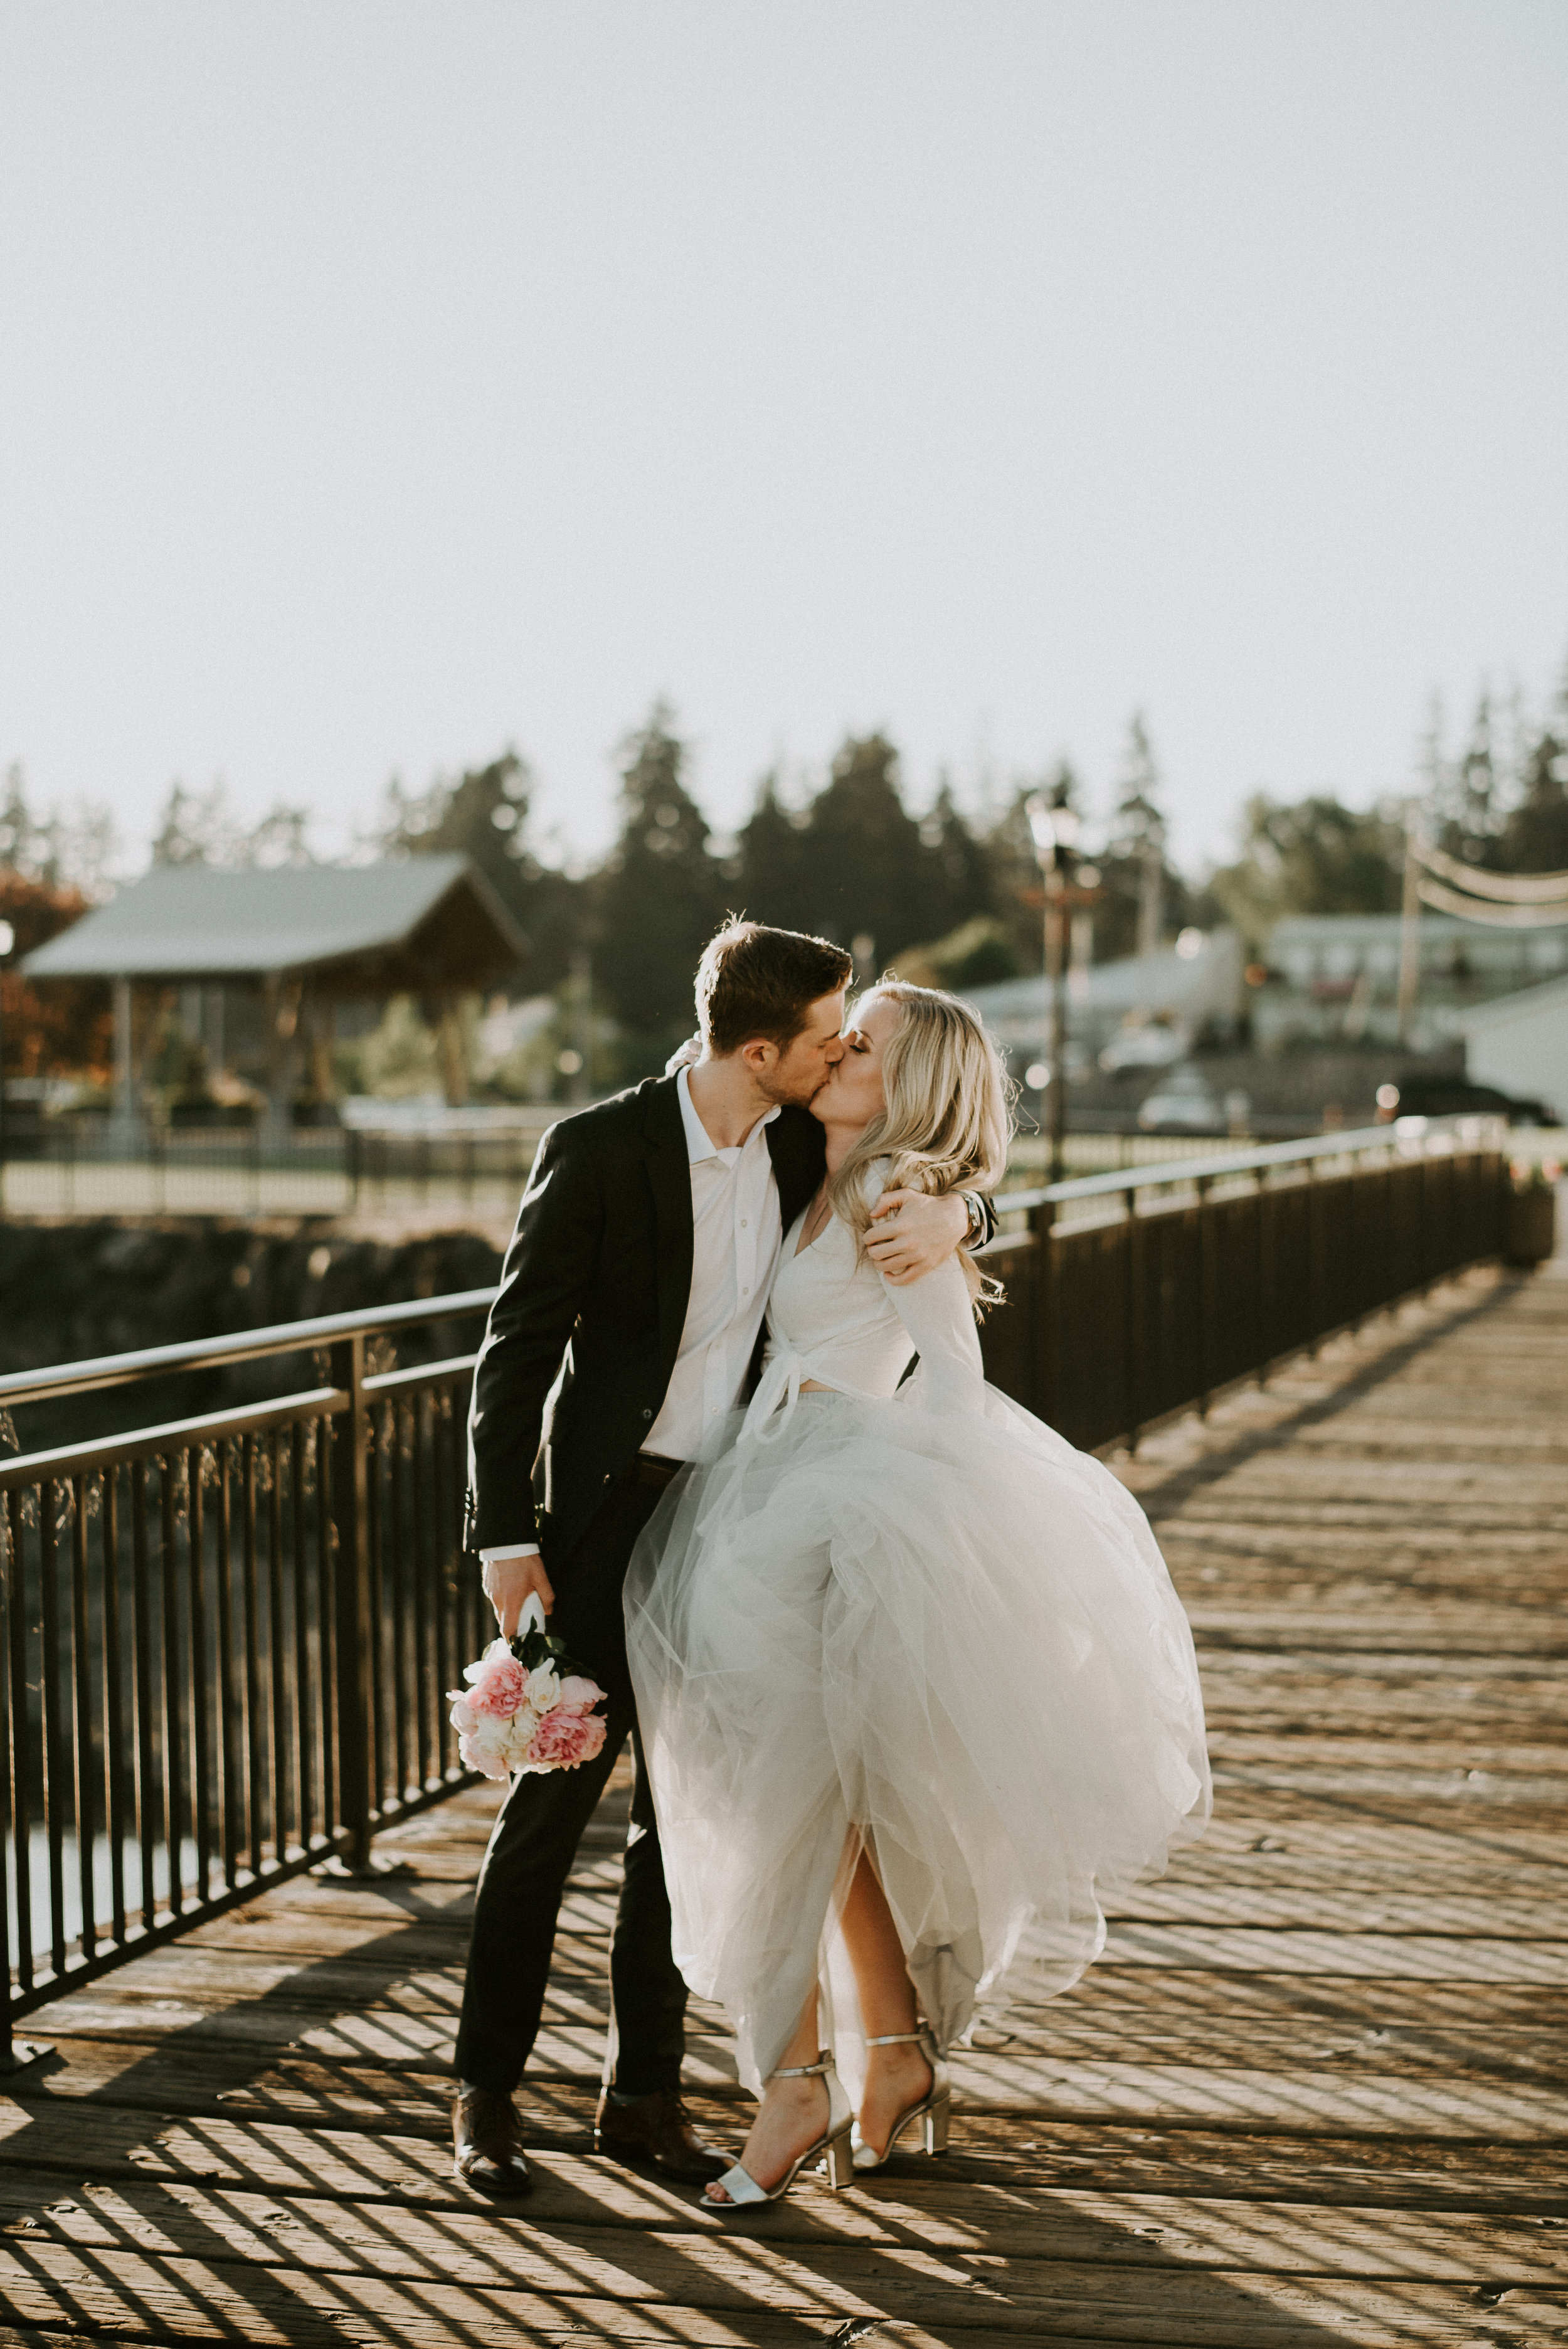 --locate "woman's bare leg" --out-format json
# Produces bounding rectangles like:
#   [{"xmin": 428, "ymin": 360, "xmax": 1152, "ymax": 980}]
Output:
[
  {"xmin": 703, "ymin": 1988, "xmax": 825, "ymax": 2203},
  {"xmin": 839, "ymin": 1848, "xmax": 933, "ymax": 2157}
]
